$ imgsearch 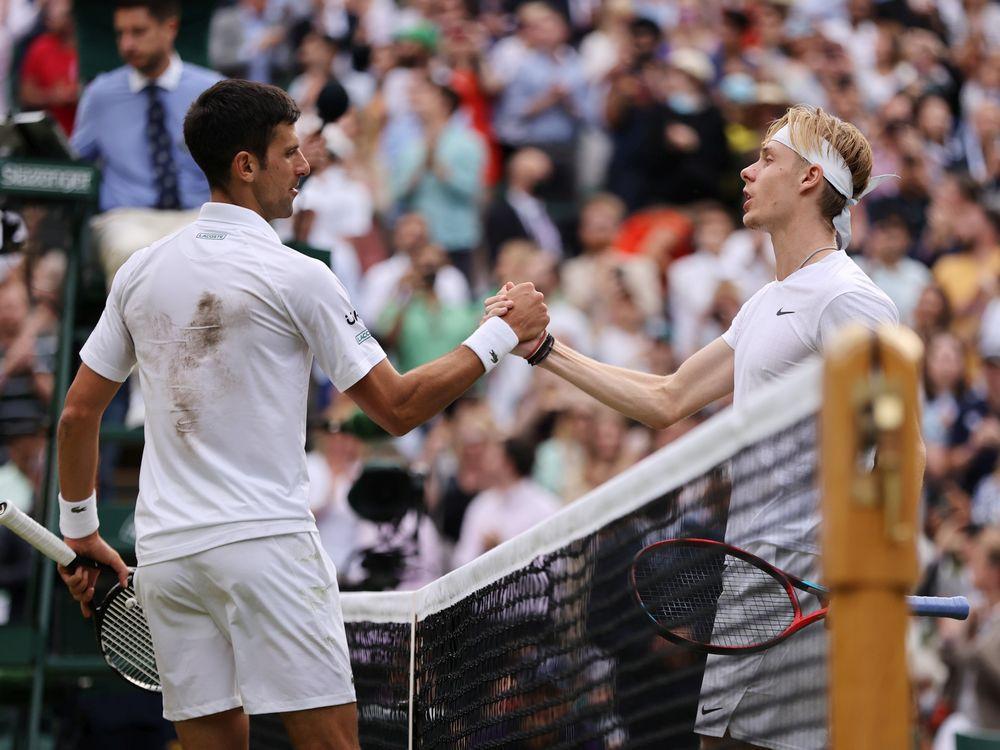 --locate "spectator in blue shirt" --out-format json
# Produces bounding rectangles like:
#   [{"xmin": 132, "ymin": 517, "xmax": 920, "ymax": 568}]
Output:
[
  {"xmin": 71, "ymin": 0, "xmax": 221, "ymax": 286},
  {"xmin": 490, "ymin": 2, "xmax": 590, "ymax": 201},
  {"xmin": 391, "ymin": 77, "xmax": 486, "ymax": 284}
]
